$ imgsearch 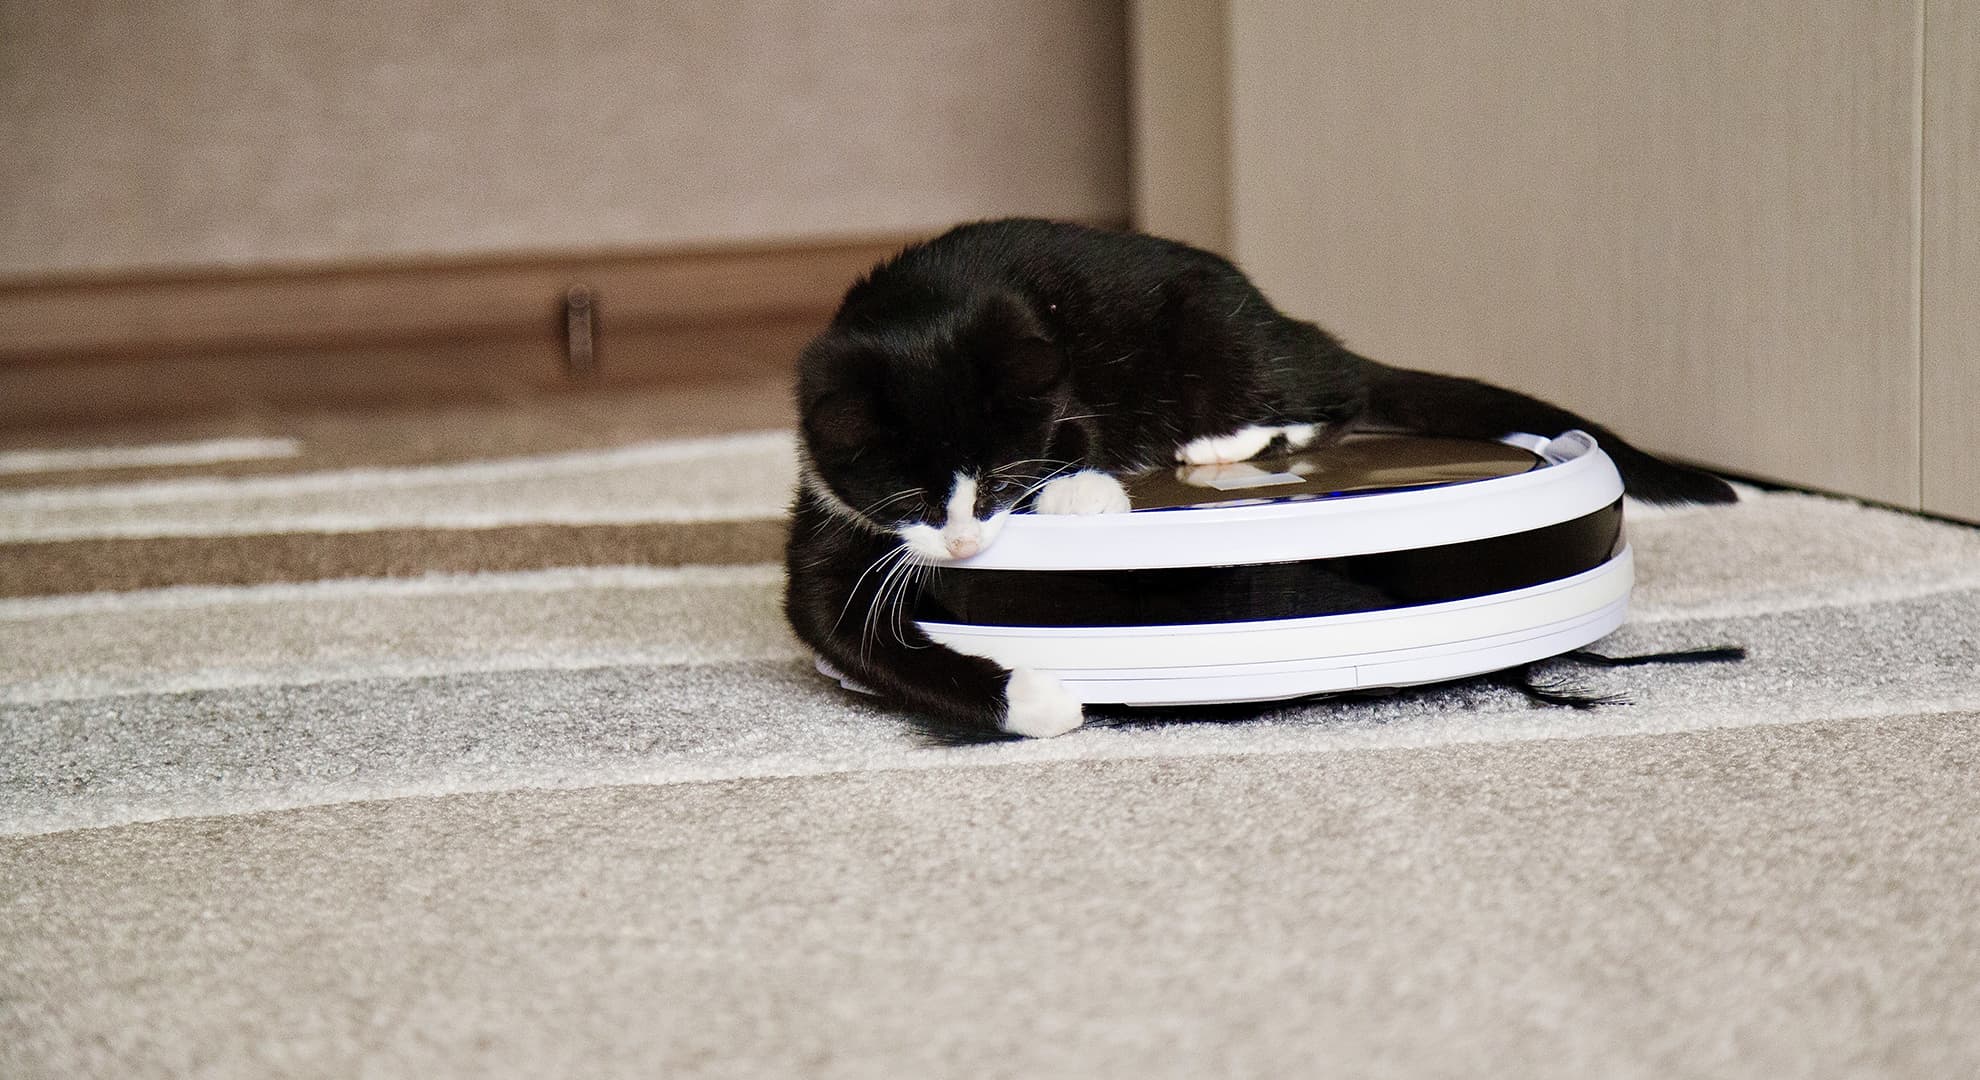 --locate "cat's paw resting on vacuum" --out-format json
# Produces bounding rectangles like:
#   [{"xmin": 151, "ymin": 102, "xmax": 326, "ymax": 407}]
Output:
[
  {"xmin": 1034, "ymin": 470, "xmax": 1131, "ymax": 515},
  {"xmin": 1177, "ymin": 423, "xmax": 1320, "ymax": 466},
  {"xmin": 1002, "ymin": 668, "xmax": 1085, "ymax": 738}
]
